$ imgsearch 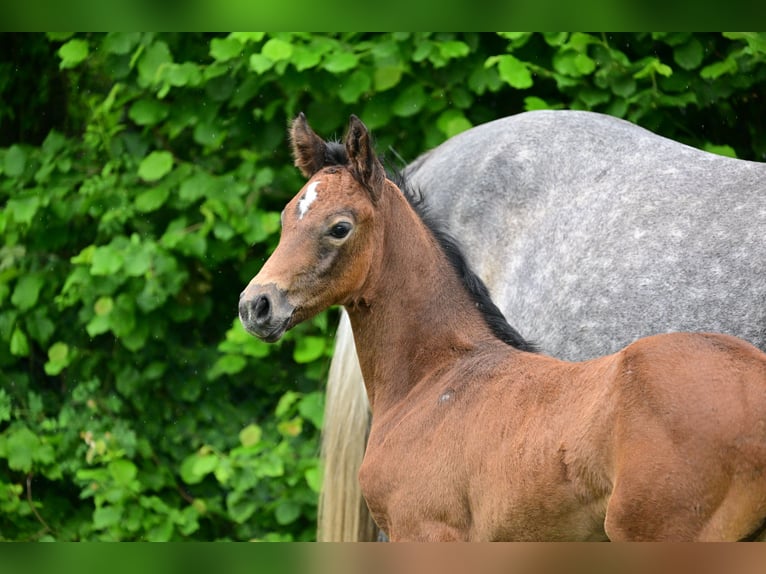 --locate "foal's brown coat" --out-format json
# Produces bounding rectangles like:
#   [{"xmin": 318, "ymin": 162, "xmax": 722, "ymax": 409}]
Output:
[{"xmin": 239, "ymin": 114, "xmax": 766, "ymax": 541}]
